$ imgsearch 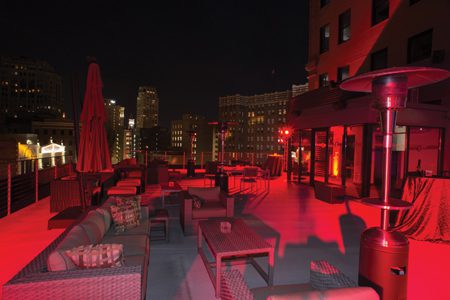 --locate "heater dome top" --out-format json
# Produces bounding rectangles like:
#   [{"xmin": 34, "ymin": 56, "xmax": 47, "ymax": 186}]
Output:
[{"xmin": 340, "ymin": 67, "xmax": 450, "ymax": 93}]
